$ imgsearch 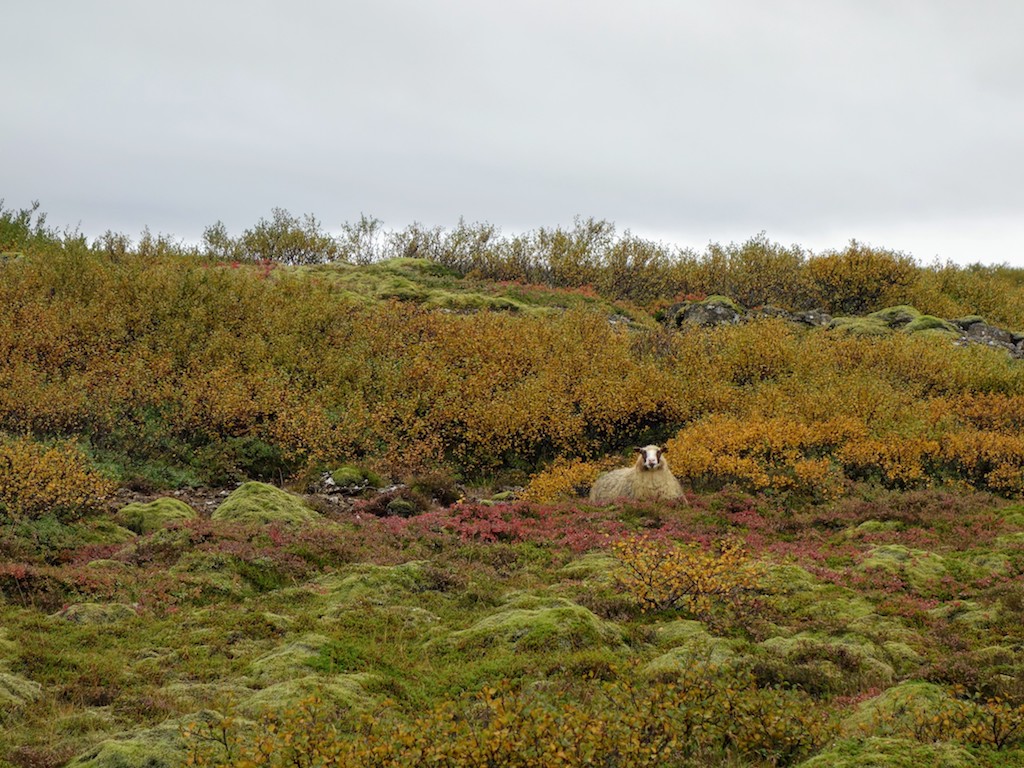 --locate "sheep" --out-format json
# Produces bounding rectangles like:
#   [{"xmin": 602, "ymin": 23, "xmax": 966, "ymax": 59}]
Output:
[{"xmin": 588, "ymin": 445, "xmax": 684, "ymax": 504}]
